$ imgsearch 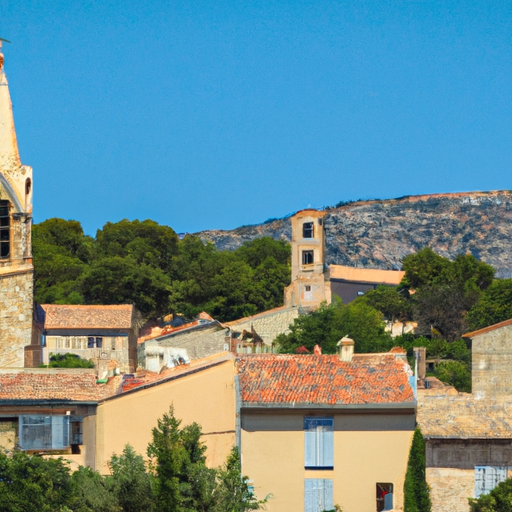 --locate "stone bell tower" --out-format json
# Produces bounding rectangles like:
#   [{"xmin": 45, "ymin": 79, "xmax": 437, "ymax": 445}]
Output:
[
  {"xmin": 284, "ymin": 209, "xmax": 331, "ymax": 309},
  {"xmin": 0, "ymin": 40, "xmax": 34, "ymax": 367}
]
